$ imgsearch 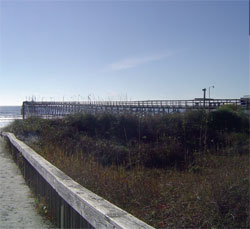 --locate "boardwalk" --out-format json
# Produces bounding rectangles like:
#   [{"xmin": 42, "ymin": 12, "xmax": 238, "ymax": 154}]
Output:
[
  {"xmin": 0, "ymin": 137, "xmax": 53, "ymax": 229},
  {"xmin": 22, "ymin": 98, "xmax": 246, "ymax": 118}
]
